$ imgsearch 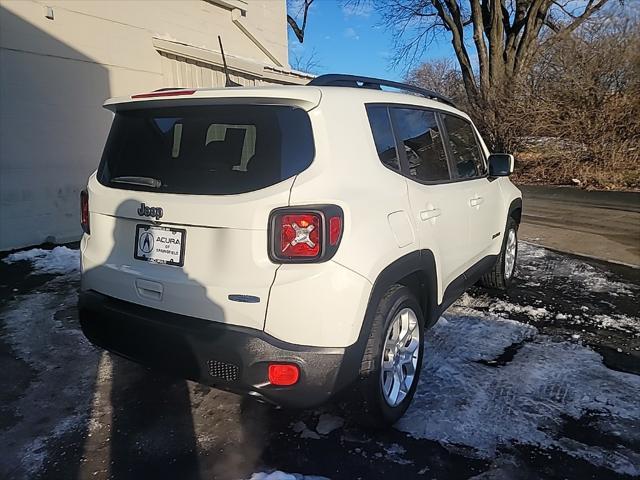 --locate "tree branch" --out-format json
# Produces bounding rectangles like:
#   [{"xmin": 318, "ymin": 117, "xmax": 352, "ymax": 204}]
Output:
[
  {"xmin": 432, "ymin": 0, "xmax": 479, "ymax": 99},
  {"xmin": 287, "ymin": 0, "xmax": 314, "ymax": 43},
  {"xmin": 470, "ymin": 0, "xmax": 490, "ymax": 94},
  {"xmin": 542, "ymin": 0, "xmax": 609, "ymax": 47}
]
